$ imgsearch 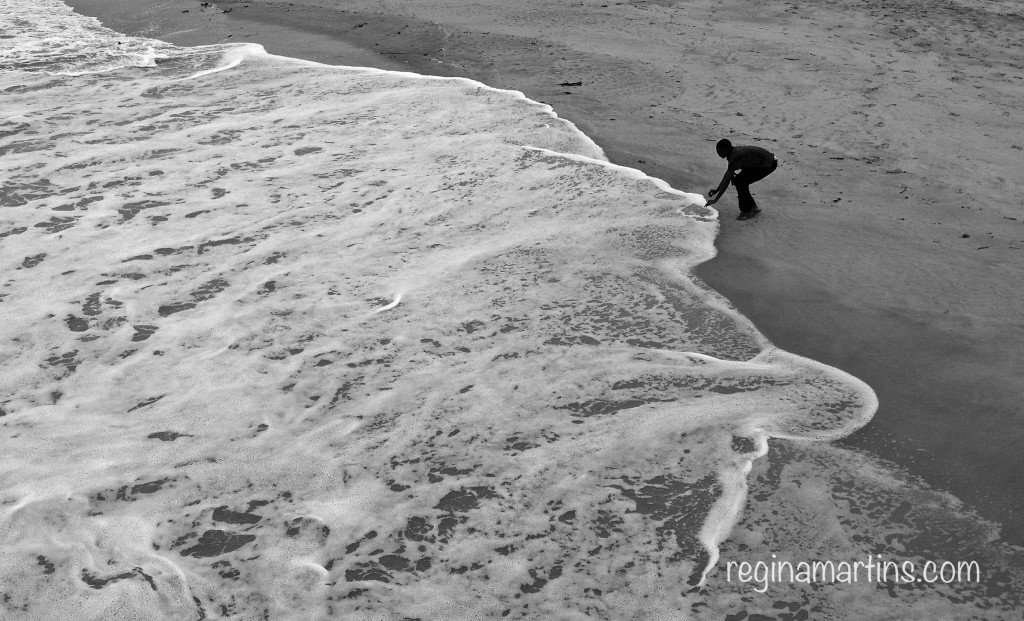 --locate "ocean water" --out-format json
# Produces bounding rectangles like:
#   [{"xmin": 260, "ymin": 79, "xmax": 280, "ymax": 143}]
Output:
[{"xmin": 0, "ymin": 1, "xmax": 879, "ymax": 618}]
